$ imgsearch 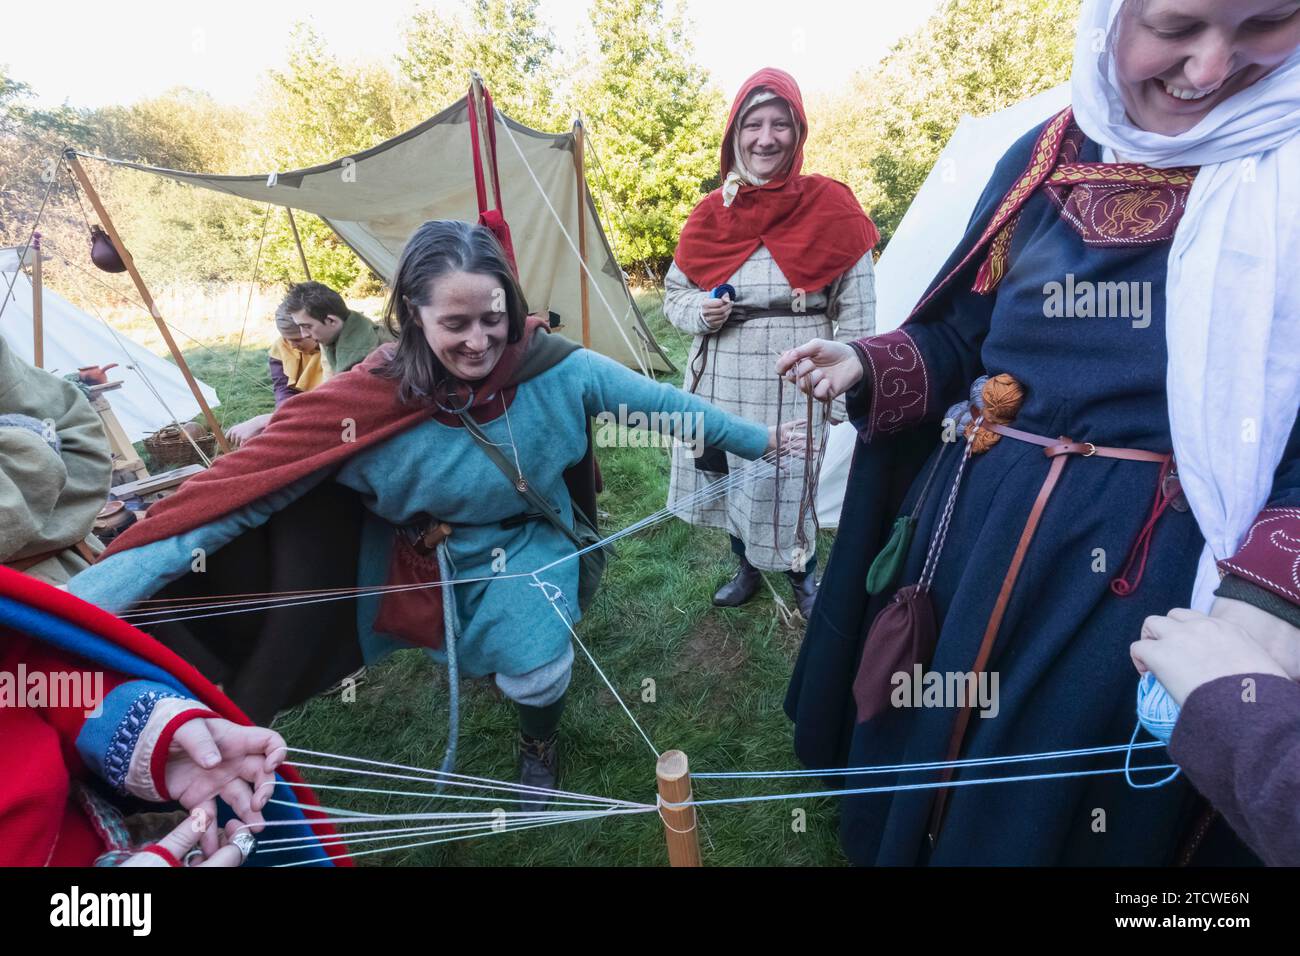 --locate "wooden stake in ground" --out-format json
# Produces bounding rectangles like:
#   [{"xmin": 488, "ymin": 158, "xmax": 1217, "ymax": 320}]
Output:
[
  {"xmin": 30, "ymin": 232, "xmax": 43, "ymax": 369},
  {"xmin": 656, "ymin": 749, "xmax": 702, "ymax": 867},
  {"xmin": 572, "ymin": 118, "xmax": 592, "ymax": 350},
  {"xmin": 64, "ymin": 152, "xmax": 231, "ymax": 454}
]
